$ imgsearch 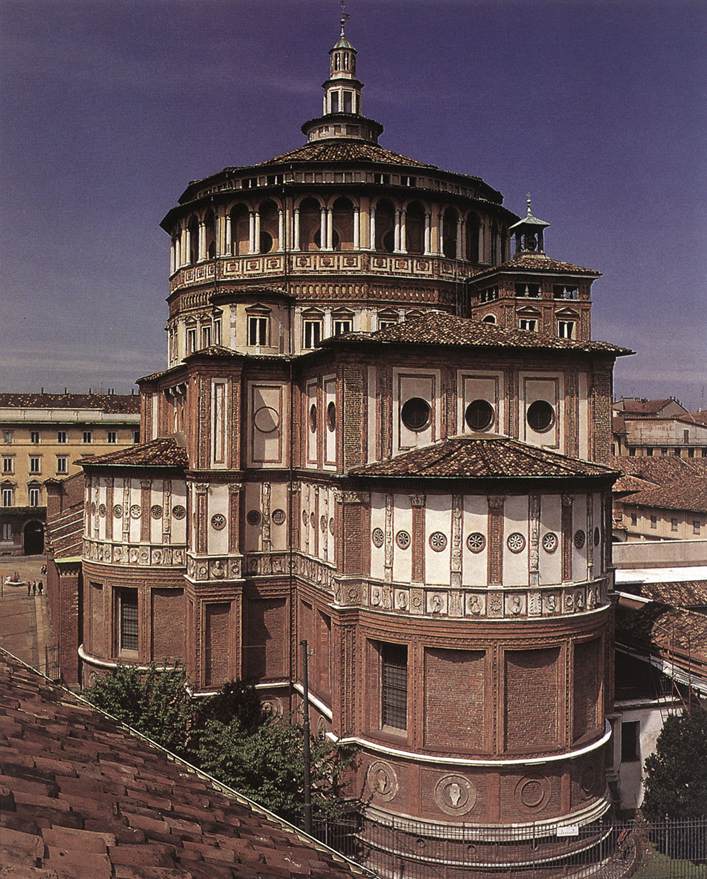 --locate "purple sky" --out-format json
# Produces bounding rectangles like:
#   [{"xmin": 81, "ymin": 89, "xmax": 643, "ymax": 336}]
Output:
[{"xmin": 1, "ymin": 0, "xmax": 705, "ymax": 407}]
